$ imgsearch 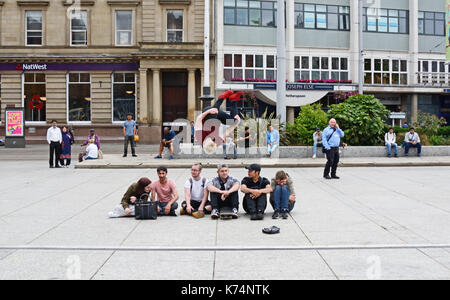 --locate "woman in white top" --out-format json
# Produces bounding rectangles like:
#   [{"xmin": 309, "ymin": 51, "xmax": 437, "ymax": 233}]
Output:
[
  {"xmin": 82, "ymin": 139, "xmax": 98, "ymax": 161},
  {"xmin": 384, "ymin": 128, "xmax": 398, "ymax": 157}
]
